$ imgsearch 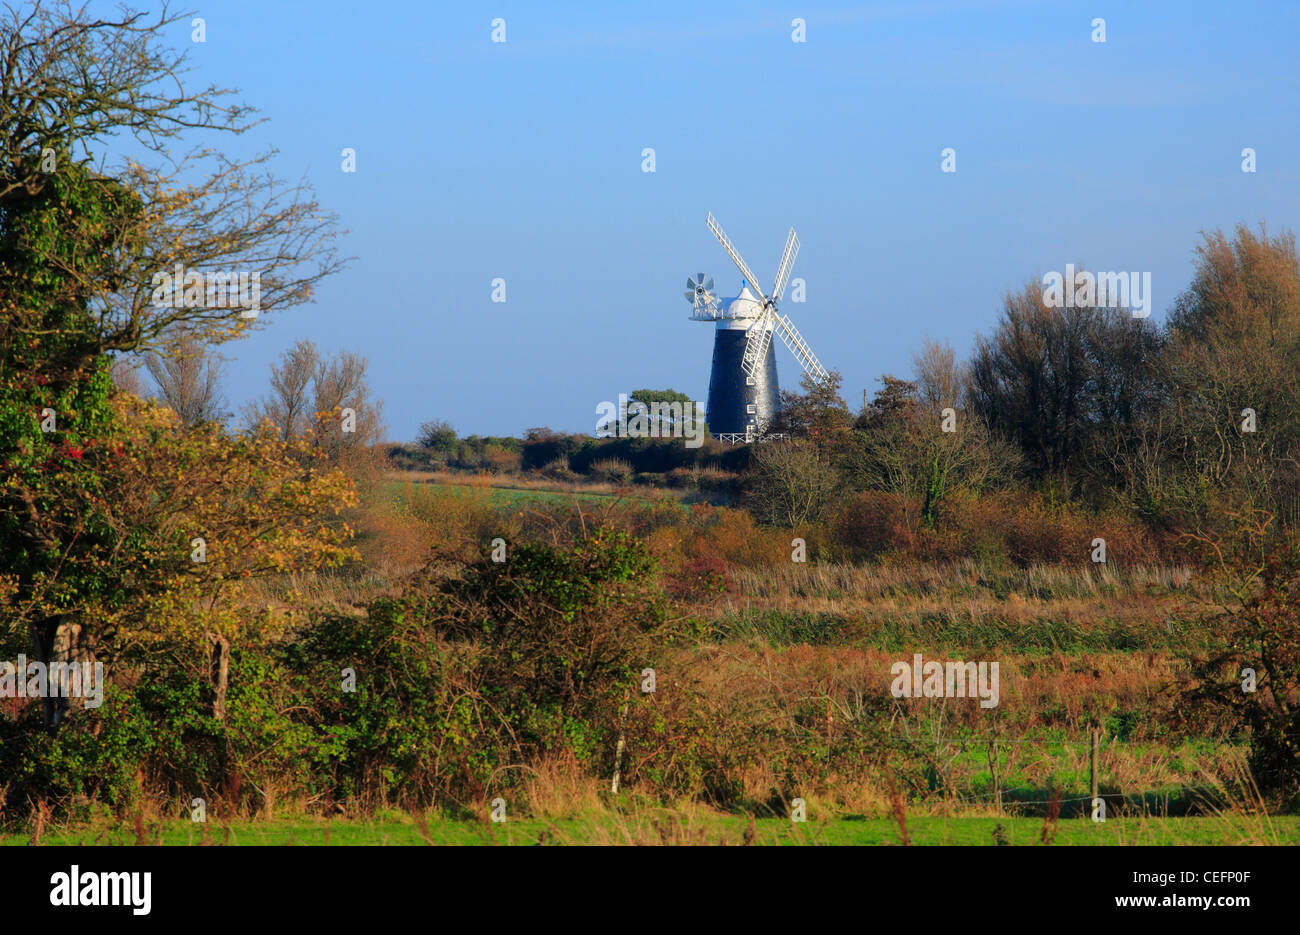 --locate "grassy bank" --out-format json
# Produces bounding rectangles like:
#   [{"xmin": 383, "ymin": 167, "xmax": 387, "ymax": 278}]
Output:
[{"xmin": 9, "ymin": 812, "xmax": 1294, "ymax": 846}]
